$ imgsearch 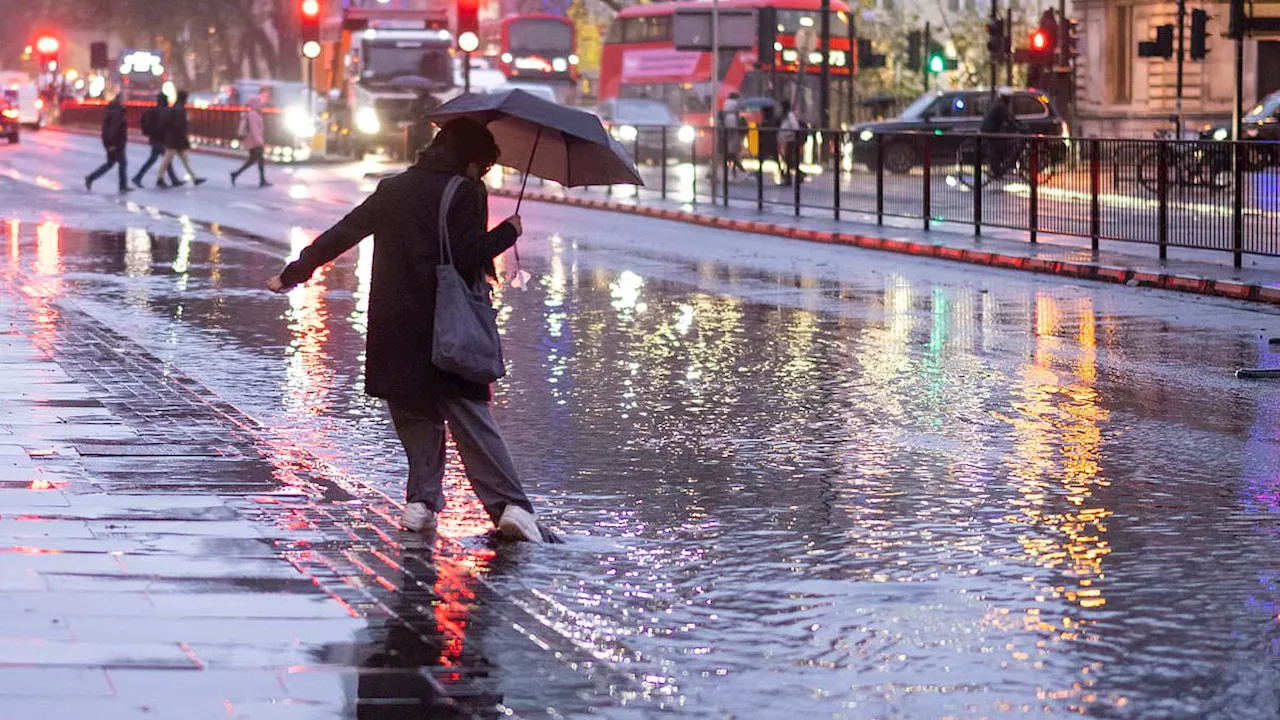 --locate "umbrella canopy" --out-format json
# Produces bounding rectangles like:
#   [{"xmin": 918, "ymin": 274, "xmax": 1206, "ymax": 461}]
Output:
[{"xmin": 429, "ymin": 89, "xmax": 643, "ymax": 188}]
